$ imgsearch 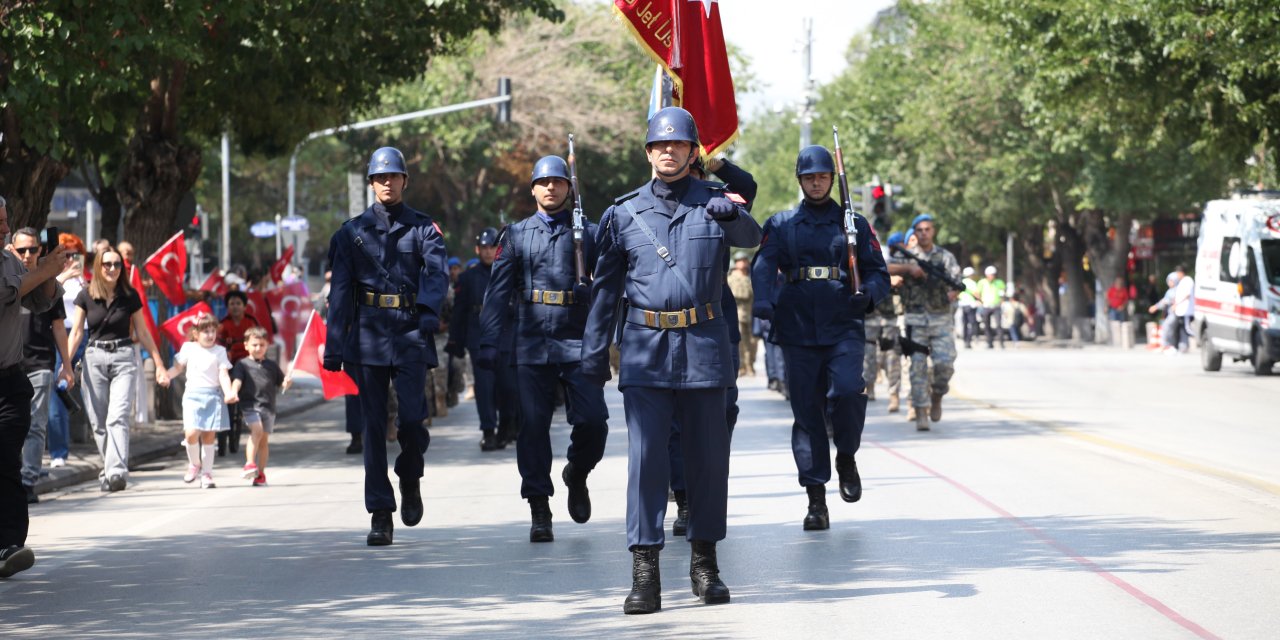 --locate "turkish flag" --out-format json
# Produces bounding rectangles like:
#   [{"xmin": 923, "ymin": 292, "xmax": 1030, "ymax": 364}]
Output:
[
  {"xmin": 128, "ymin": 266, "xmax": 163, "ymax": 351},
  {"xmin": 244, "ymin": 291, "xmax": 275, "ymax": 341},
  {"xmin": 199, "ymin": 269, "xmax": 229, "ymax": 297},
  {"xmin": 291, "ymin": 310, "xmax": 358, "ymax": 400},
  {"xmin": 161, "ymin": 302, "xmax": 214, "ymax": 347},
  {"xmin": 143, "ymin": 231, "xmax": 188, "ymax": 305},
  {"xmin": 266, "ymin": 281, "xmax": 313, "ymax": 360},
  {"xmin": 614, "ymin": 0, "xmax": 739, "ymax": 157},
  {"xmin": 270, "ymin": 245, "xmax": 295, "ymax": 284}
]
